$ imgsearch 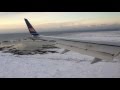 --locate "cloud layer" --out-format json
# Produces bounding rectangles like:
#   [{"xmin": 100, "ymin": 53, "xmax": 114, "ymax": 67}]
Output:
[{"xmin": 0, "ymin": 12, "xmax": 120, "ymax": 33}]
